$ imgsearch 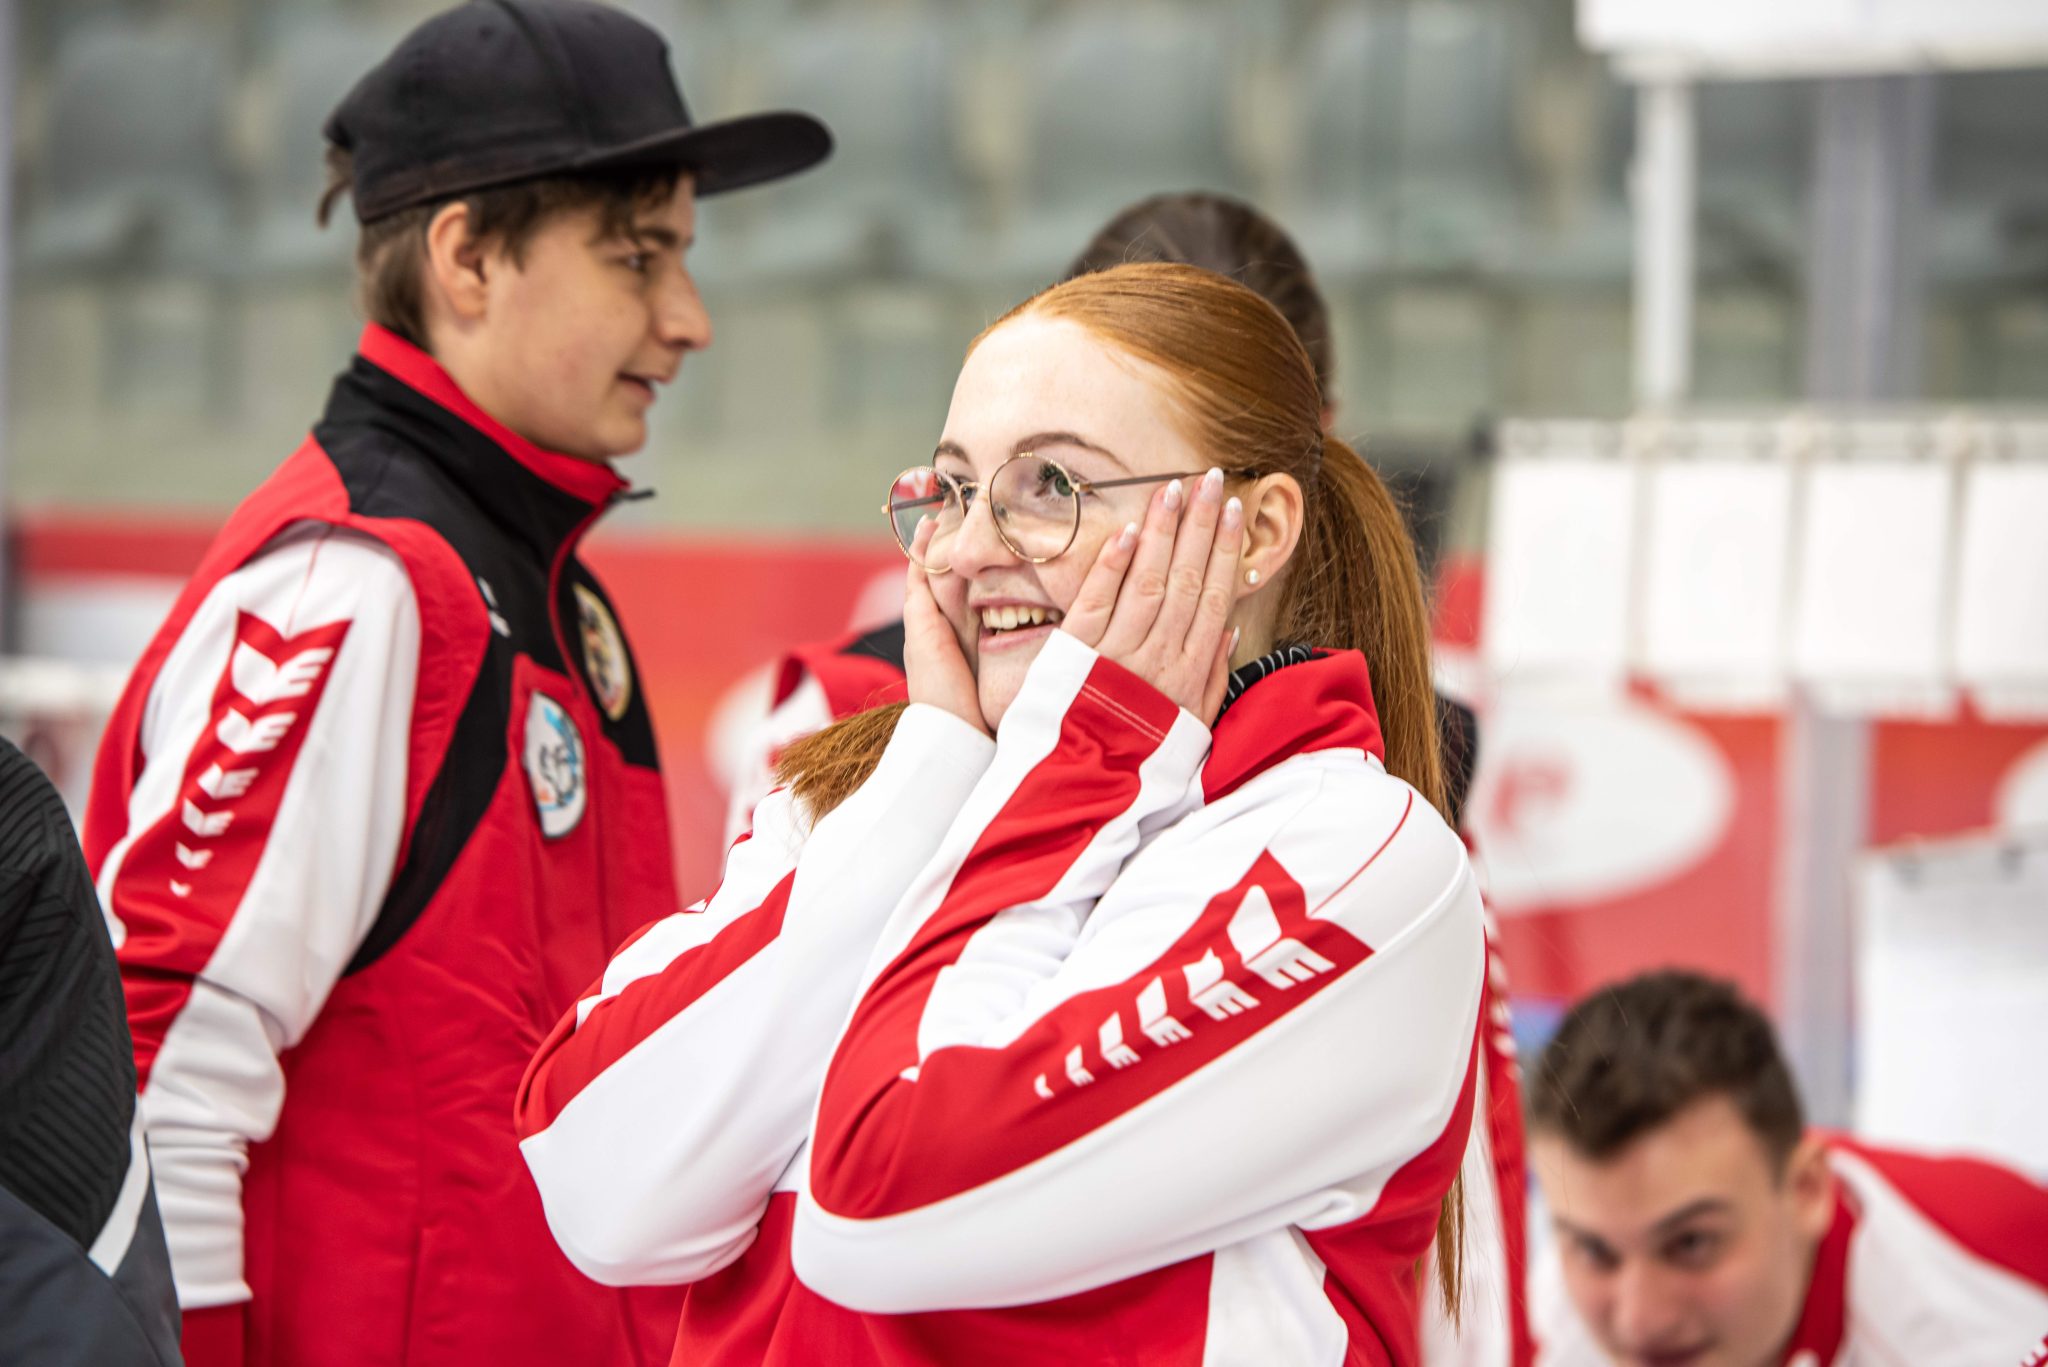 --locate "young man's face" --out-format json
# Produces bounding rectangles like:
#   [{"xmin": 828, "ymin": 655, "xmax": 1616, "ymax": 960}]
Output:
[
  {"xmin": 469, "ymin": 177, "xmax": 708, "ymax": 462},
  {"xmin": 1531, "ymin": 1096, "xmax": 1834, "ymax": 1367}
]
